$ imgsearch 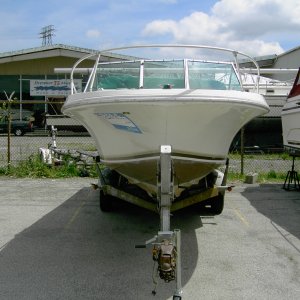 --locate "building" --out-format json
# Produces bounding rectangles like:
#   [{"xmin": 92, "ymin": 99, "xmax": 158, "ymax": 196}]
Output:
[
  {"xmin": 271, "ymin": 46, "xmax": 300, "ymax": 82},
  {"xmin": 0, "ymin": 44, "xmax": 130, "ymax": 126},
  {"xmin": 0, "ymin": 44, "xmax": 299, "ymax": 149}
]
